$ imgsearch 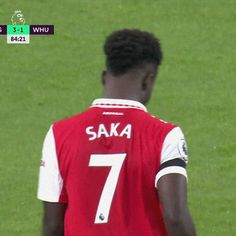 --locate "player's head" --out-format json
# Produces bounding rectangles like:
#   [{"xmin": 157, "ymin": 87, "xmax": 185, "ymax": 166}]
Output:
[{"xmin": 102, "ymin": 29, "xmax": 163, "ymax": 104}]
